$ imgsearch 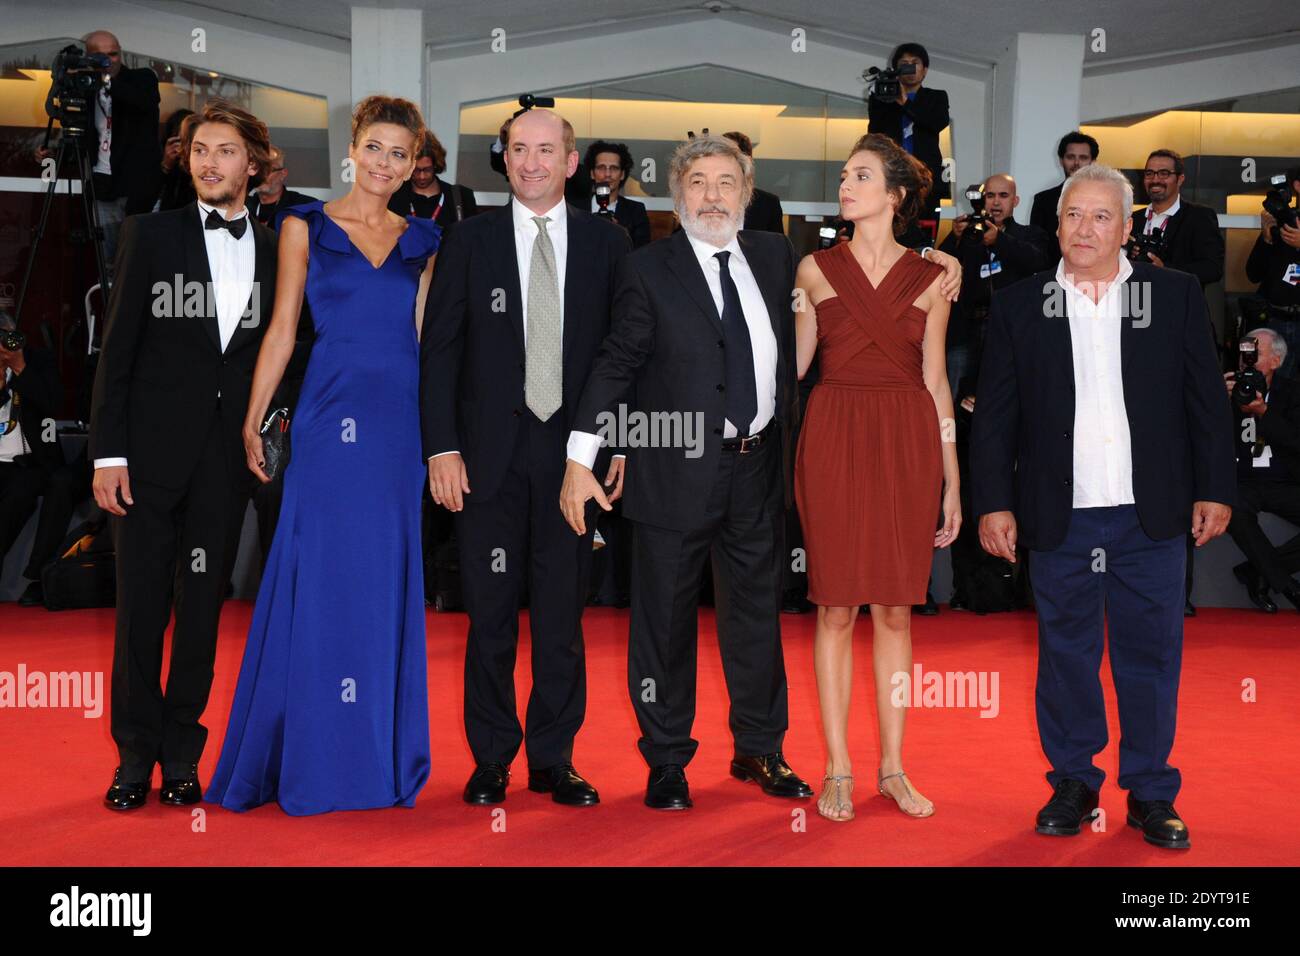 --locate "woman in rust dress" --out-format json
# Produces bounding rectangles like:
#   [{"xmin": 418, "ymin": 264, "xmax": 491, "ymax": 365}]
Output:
[{"xmin": 794, "ymin": 133, "xmax": 960, "ymax": 823}]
